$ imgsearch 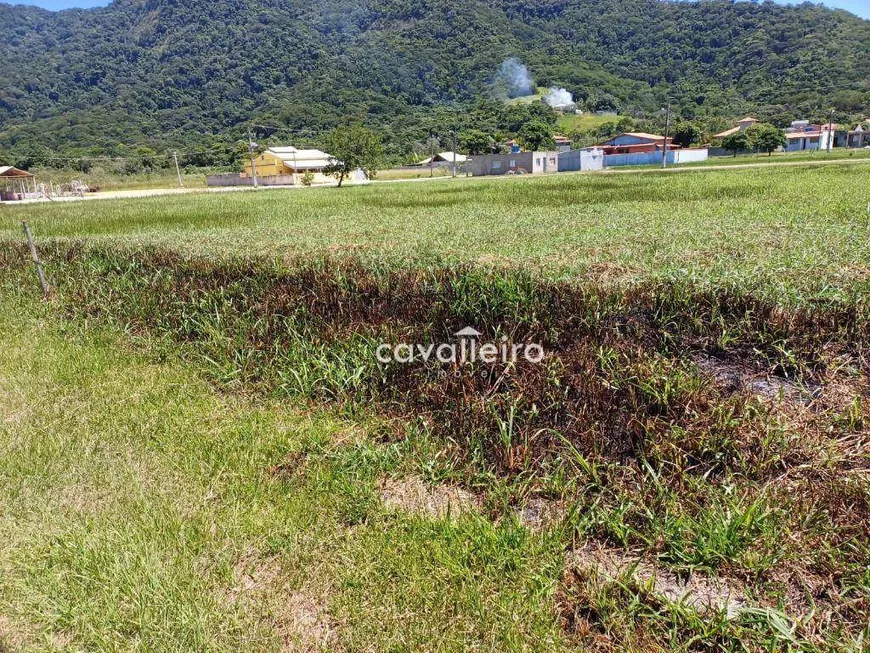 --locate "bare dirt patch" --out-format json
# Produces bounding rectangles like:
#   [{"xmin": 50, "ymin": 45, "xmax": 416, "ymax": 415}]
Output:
[
  {"xmin": 228, "ymin": 552, "xmax": 335, "ymax": 652},
  {"xmin": 278, "ymin": 591, "xmax": 333, "ymax": 653},
  {"xmin": 228, "ymin": 554, "xmax": 283, "ymax": 602},
  {"xmin": 0, "ymin": 615, "xmax": 28, "ymax": 652},
  {"xmin": 514, "ymin": 496, "xmax": 567, "ymax": 531},
  {"xmin": 567, "ymin": 542, "xmax": 747, "ymax": 618},
  {"xmin": 377, "ymin": 475, "xmax": 480, "ymax": 519}
]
